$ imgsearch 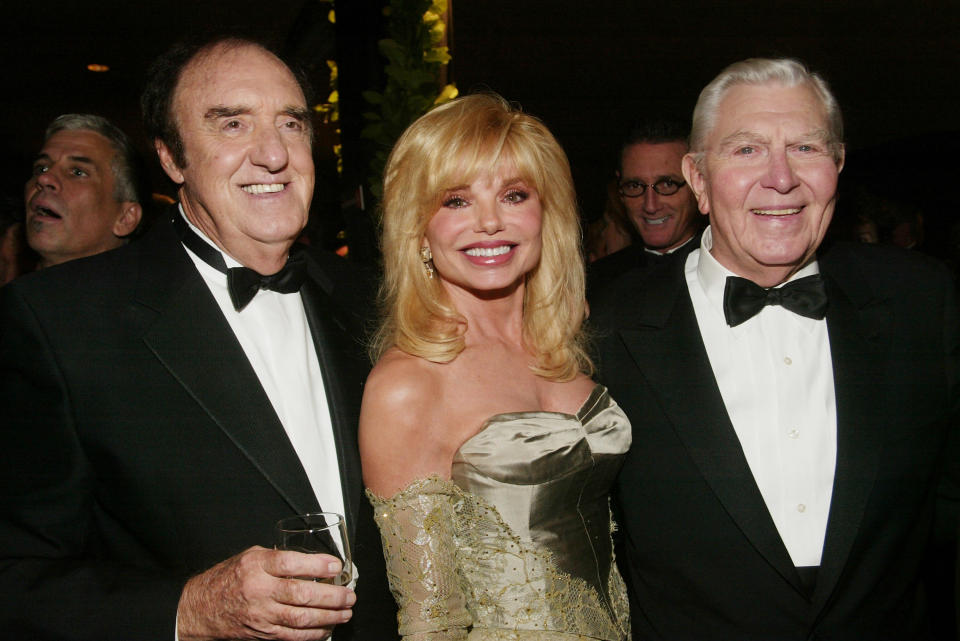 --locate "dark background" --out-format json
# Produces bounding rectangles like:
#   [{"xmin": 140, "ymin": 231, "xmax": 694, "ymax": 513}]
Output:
[{"xmin": 3, "ymin": 0, "xmax": 957, "ymax": 255}]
